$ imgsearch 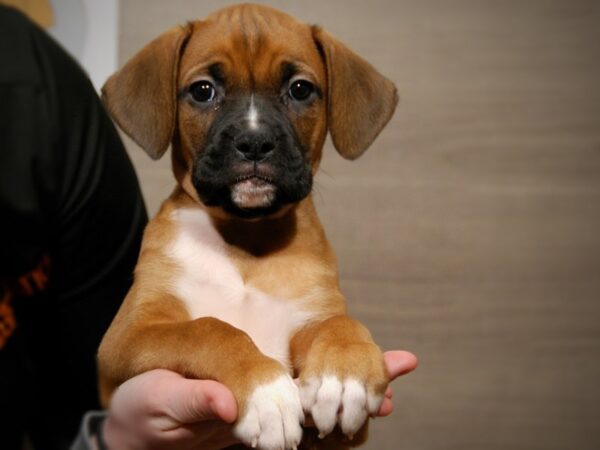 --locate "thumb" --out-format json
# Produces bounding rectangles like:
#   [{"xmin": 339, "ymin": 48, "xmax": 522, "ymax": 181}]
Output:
[
  {"xmin": 384, "ymin": 350, "xmax": 418, "ymax": 380},
  {"xmin": 165, "ymin": 378, "xmax": 238, "ymax": 425}
]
